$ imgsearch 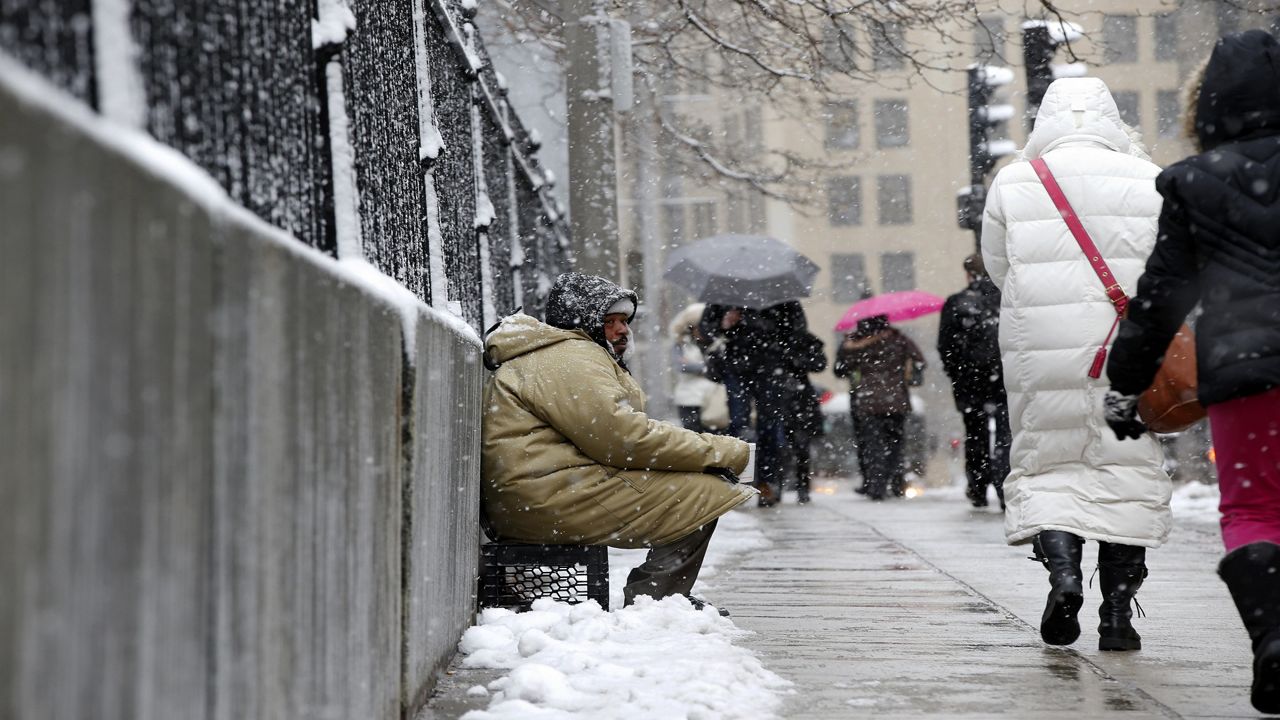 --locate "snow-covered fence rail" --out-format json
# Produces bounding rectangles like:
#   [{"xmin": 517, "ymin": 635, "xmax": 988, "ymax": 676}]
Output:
[
  {"xmin": 0, "ymin": 55, "xmax": 484, "ymax": 720},
  {"xmin": 0, "ymin": 0, "xmax": 570, "ymax": 331}
]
